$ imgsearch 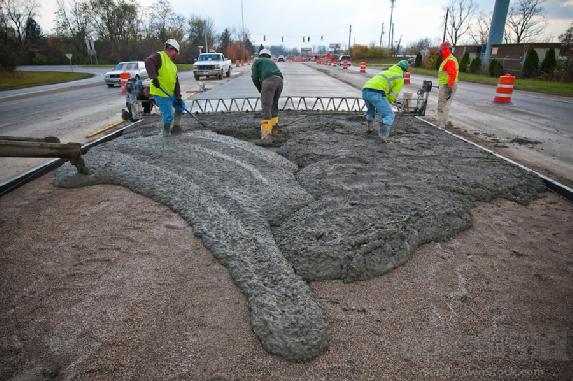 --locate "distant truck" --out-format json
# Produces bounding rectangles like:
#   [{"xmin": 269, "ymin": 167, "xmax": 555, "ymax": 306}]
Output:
[{"xmin": 193, "ymin": 53, "xmax": 232, "ymax": 80}]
